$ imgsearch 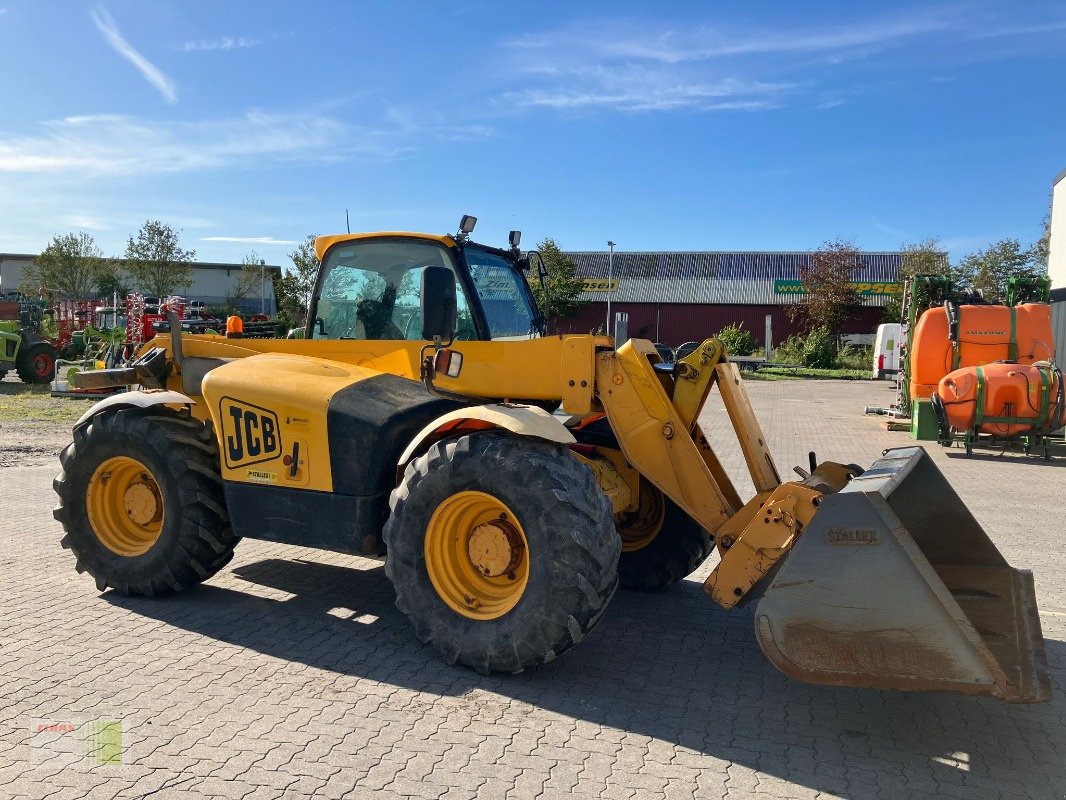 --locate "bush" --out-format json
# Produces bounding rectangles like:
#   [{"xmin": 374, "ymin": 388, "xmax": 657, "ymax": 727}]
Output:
[
  {"xmin": 773, "ymin": 327, "xmax": 837, "ymax": 368},
  {"xmin": 715, "ymin": 323, "xmax": 756, "ymax": 357},
  {"xmin": 835, "ymin": 343, "xmax": 872, "ymax": 371},
  {"xmin": 205, "ymin": 304, "xmax": 232, "ymax": 321},
  {"xmin": 773, "ymin": 334, "xmax": 804, "ymax": 365},
  {"xmin": 802, "ymin": 327, "xmax": 837, "ymax": 369}
]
